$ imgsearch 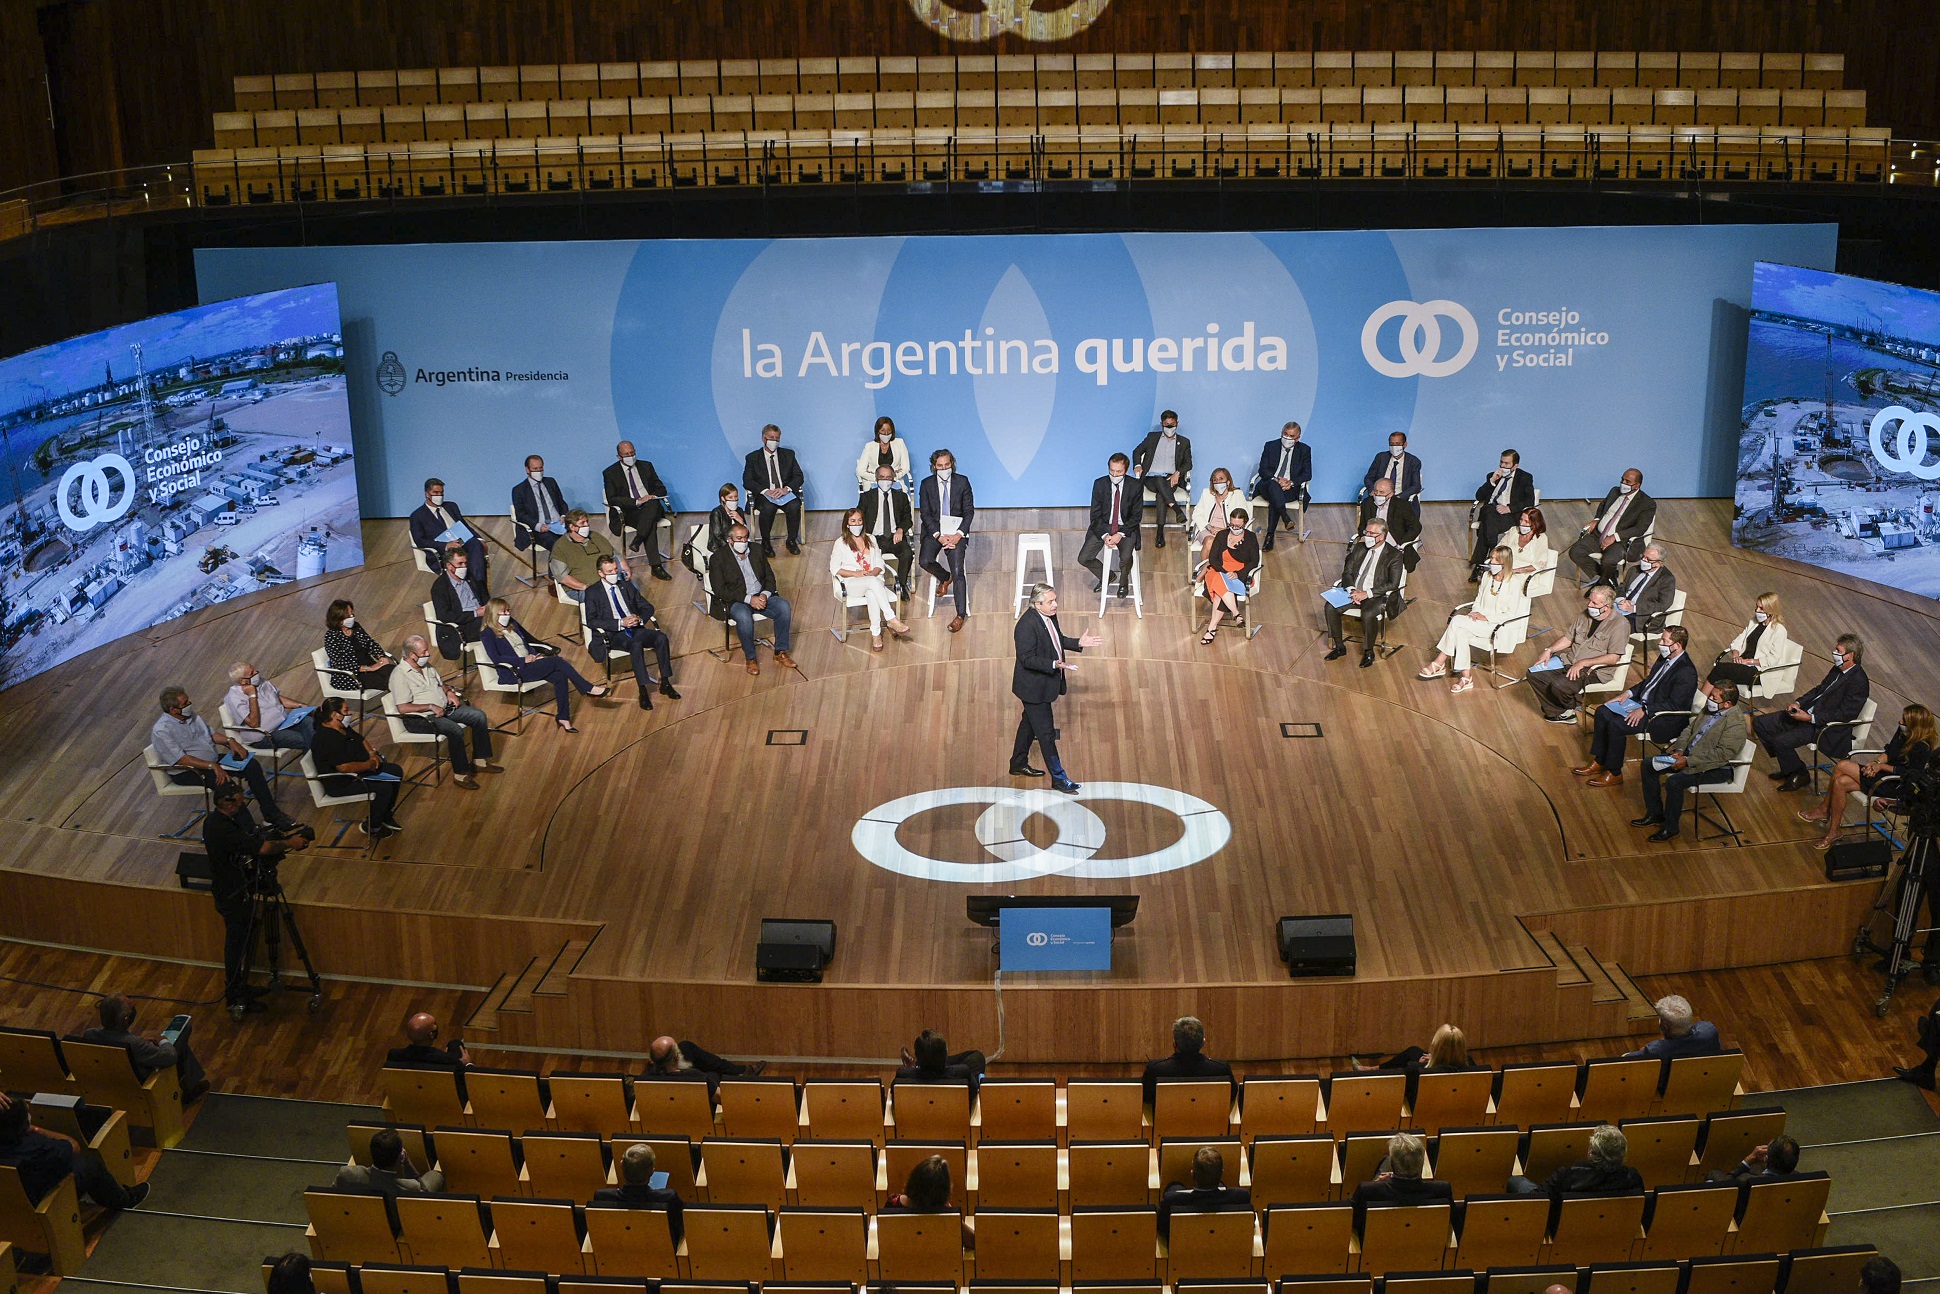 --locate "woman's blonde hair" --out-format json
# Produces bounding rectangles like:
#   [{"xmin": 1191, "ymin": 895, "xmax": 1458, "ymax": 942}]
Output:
[
  {"xmin": 1754, "ymin": 591, "xmax": 1783, "ymax": 622},
  {"xmin": 1427, "ymin": 1023, "xmax": 1469, "ymax": 1068},
  {"xmin": 1902, "ymin": 703, "xmax": 1936, "ymax": 752}
]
